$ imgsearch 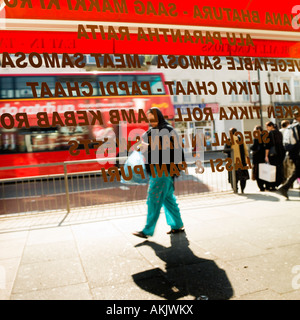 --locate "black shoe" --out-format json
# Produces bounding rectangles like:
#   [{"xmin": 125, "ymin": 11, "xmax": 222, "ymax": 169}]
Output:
[
  {"xmin": 132, "ymin": 231, "xmax": 148, "ymax": 239},
  {"xmin": 278, "ymin": 187, "xmax": 289, "ymax": 199},
  {"xmin": 166, "ymin": 227, "xmax": 185, "ymax": 234}
]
